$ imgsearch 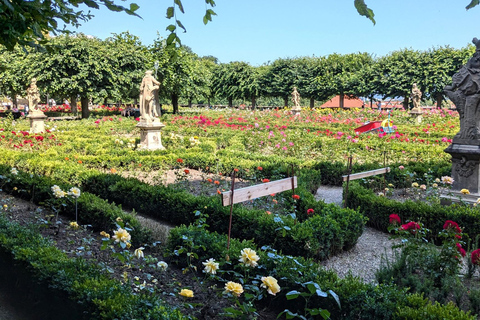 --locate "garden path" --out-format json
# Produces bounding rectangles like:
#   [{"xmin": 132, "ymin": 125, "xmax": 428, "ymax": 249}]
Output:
[{"xmin": 315, "ymin": 185, "xmax": 399, "ymax": 283}]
